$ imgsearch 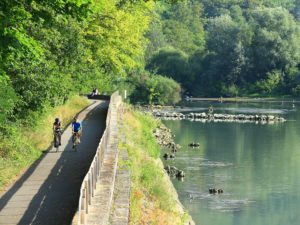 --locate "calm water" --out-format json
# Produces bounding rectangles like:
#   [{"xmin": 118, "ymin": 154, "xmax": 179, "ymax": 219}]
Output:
[{"xmin": 162, "ymin": 101, "xmax": 300, "ymax": 225}]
